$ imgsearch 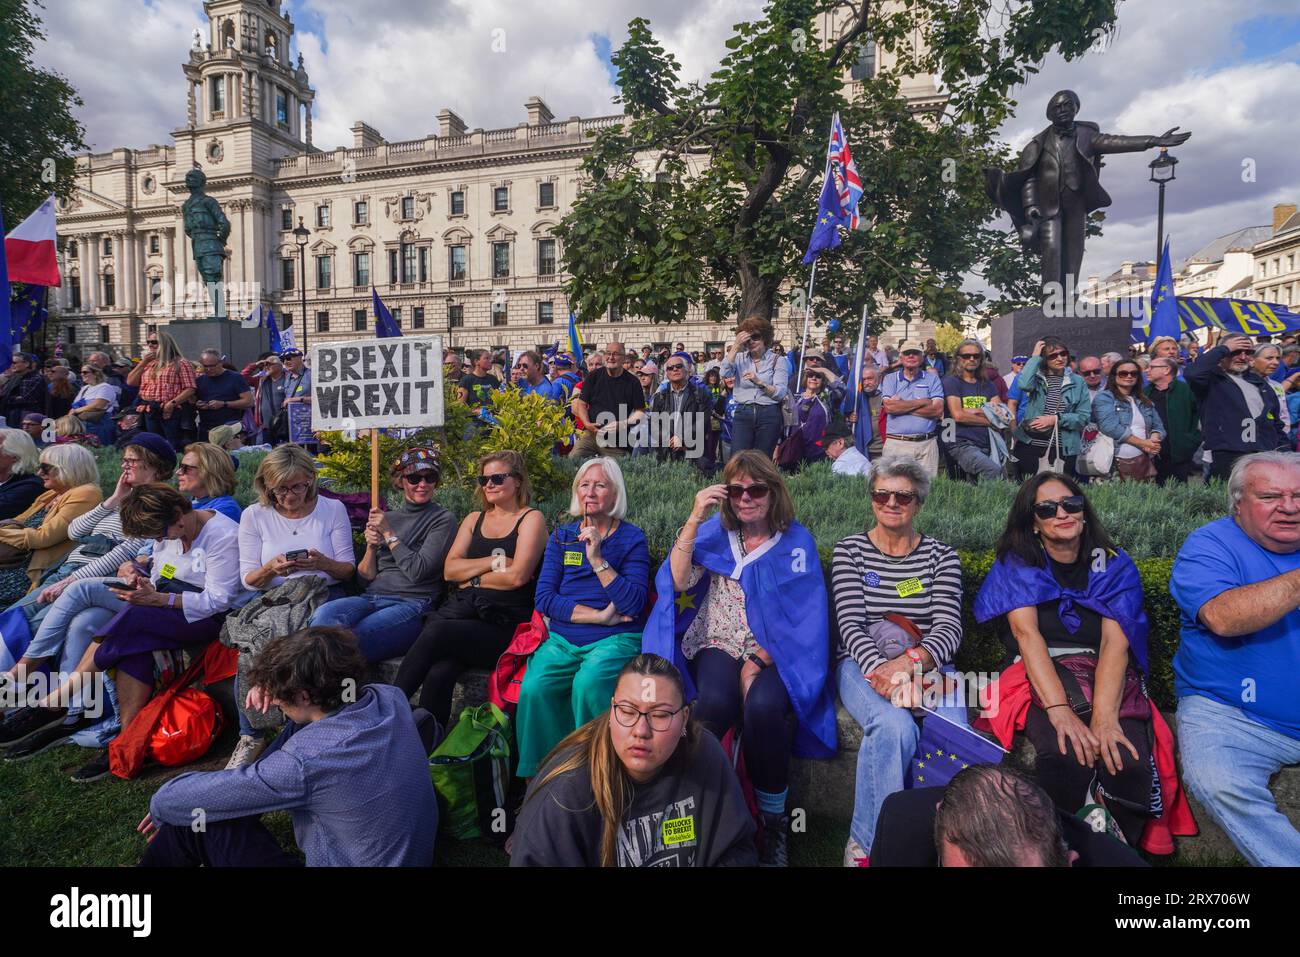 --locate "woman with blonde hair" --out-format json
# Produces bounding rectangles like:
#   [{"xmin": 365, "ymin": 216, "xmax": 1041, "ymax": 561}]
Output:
[
  {"xmin": 127, "ymin": 329, "xmax": 197, "ymax": 448},
  {"xmin": 0, "ymin": 427, "xmax": 44, "ymax": 520},
  {"xmin": 173, "ymin": 441, "xmax": 241, "ymax": 522},
  {"xmin": 394, "ymin": 450, "xmax": 546, "ymax": 727},
  {"xmin": 515, "ymin": 457, "xmax": 651, "ymax": 778},
  {"xmin": 53, "ymin": 414, "xmax": 100, "ymax": 448},
  {"xmin": 511, "ymin": 654, "xmax": 756, "ymax": 867}
]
